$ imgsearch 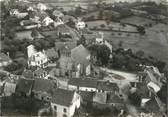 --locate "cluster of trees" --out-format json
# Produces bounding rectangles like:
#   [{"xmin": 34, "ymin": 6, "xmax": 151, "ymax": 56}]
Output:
[
  {"xmin": 32, "ymin": 37, "xmax": 55, "ymax": 52},
  {"xmin": 2, "ymin": 94, "xmax": 50, "ymax": 116},
  {"xmin": 109, "ymin": 48, "xmax": 143, "ymax": 72},
  {"xmin": 139, "ymin": 2, "xmax": 166, "ymax": 15},
  {"xmin": 86, "ymin": 41, "xmax": 166, "ymax": 73},
  {"xmin": 137, "ymin": 26, "xmax": 146, "ymax": 35},
  {"xmin": 2, "ymin": 37, "xmax": 30, "ymax": 74},
  {"xmin": 109, "ymin": 48, "xmax": 166, "ymax": 73},
  {"xmin": 2, "ymin": 38, "xmax": 30, "ymax": 58},
  {"xmin": 87, "ymin": 44, "xmax": 111, "ymax": 66}
]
